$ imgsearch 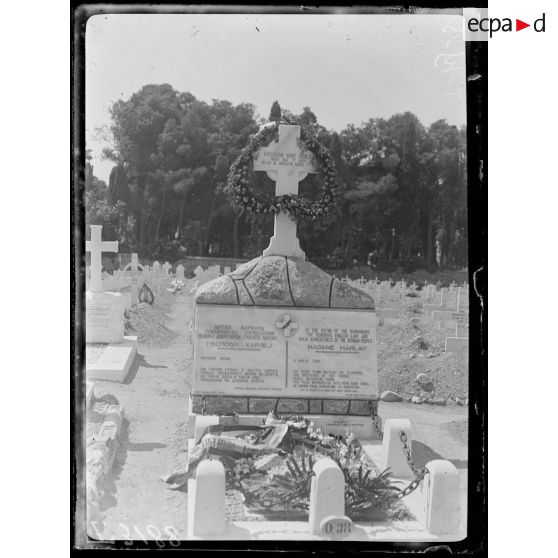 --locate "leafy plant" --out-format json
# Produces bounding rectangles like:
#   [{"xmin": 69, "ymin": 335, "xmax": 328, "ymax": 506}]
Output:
[
  {"xmin": 342, "ymin": 466, "xmax": 403, "ymax": 519},
  {"xmin": 220, "ymin": 421, "xmax": 412, "ymax": 521}
]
